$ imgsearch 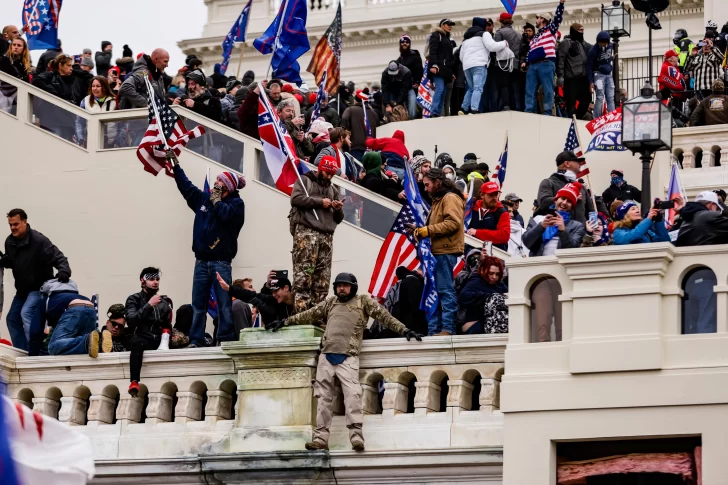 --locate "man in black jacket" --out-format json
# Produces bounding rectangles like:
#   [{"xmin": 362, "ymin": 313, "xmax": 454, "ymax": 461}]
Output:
[
  {"xmin": 124, "ymin": 267, "xmax": 172, "ymax": 397},
  {"xmin": 381, "ymin": 61, "xmax": 413, "ymax": 118},
  {"xmin": 557, "ymin": 23, "xmax": 592, "ymax": 119},
  {"xmin": 676, "ymin": 192, "xmax": 728, "ymax": 246},
  {"xmin": 173, "ymin": 69, "xmax": 222, "ymax": 124},
  {"xmin": 428, "ymin": 19, "xmax": 456, "ymax": 117},
  {"xmin": 536, "ymin": 151, "xmax": 595, "ymax": 223},
  {"xmin": 396, "ymin": 34, "xmax": 424, "ymax": 118},
  {"xmin": 217, "ymin": 271, "xmax": 296, "ymax": 326},
  {"xmin": 95, "ymin": 41, "xmax": 113, "ymax": 78},
  {"xmin": 2, "ymin": 209, "xmax": 70, "ymax": 351},
  {"xmin": 601, "ymin": 169, "xmax": 641, "ymax": 209}
]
